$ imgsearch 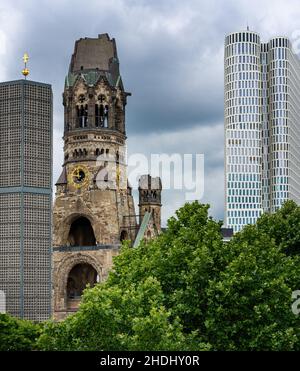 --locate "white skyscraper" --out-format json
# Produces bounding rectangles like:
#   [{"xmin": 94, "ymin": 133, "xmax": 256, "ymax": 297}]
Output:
[{"xmin": 224, "ymin": 30, "xmax": 300, "ymax": 232}]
